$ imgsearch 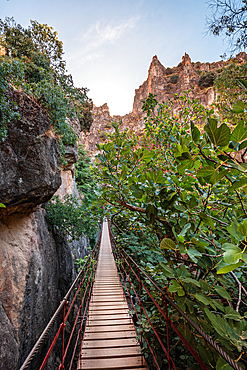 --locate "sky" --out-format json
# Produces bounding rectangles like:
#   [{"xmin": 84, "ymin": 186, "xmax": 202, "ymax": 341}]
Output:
[{"xmin": 1, "ymin": 0, "xmax": 227, "ymax": 115}]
